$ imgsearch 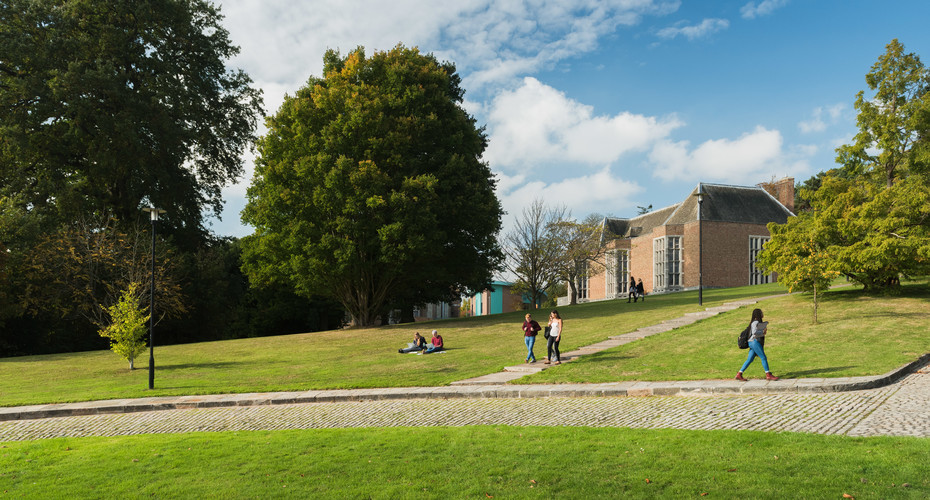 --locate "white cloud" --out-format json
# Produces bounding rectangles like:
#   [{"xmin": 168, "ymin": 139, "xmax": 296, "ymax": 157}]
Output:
[
  {"xmin": 798, "ymin": 103, "xmax": 846, "ymax": 133},
  {"xmin": 485, "ymin": 77, "xmax": 683, "ymax": 172},
  {"xmin": 648, "ymin": 126, "xmax": 810, "ymax": 183},
  {"xmin": 740, "ymin": 0, "xmax": 789, "ymax": 19},
  {"xmin": 498, "ymin": 167, "xmax": 643, "ymax": 236},
  {"xmin": 218, "ymin": 0, "xmax": 681, "ymax": 102},
  {"xmin": 656, "ymin": 18, "xmax": 729, "ymax": 40}
]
